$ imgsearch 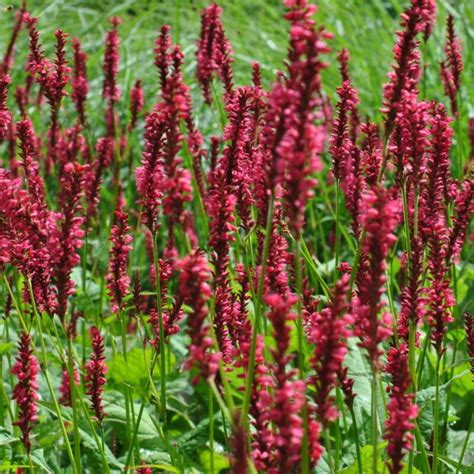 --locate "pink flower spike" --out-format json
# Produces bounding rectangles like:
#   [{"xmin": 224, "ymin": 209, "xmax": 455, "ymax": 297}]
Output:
[
  {"xmin": 85, "ymin": 326, "xmax": 107, "ymax": 423},
  {"xmin": 12, "ymin": 333, "xmax": 40, "ymax": 453}
]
